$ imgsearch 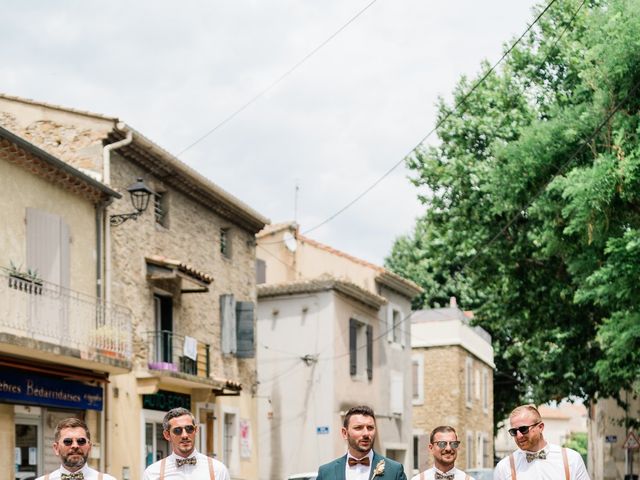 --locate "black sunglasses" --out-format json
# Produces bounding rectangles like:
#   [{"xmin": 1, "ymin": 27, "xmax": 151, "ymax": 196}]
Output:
[
  {"xmin": 171, "ymin": 425, "xmax": 196, "ymax": 435},
  {"xmin": 433, "ymin": 441, "xmax": 460, "ymax": 449},
  {"xmin": 508, "ymin": 422, "xmax": 541, "ymax": 437},
  {"xmin": 62, "ymin": 437, "xmax": 88, "ymax": 446}
]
